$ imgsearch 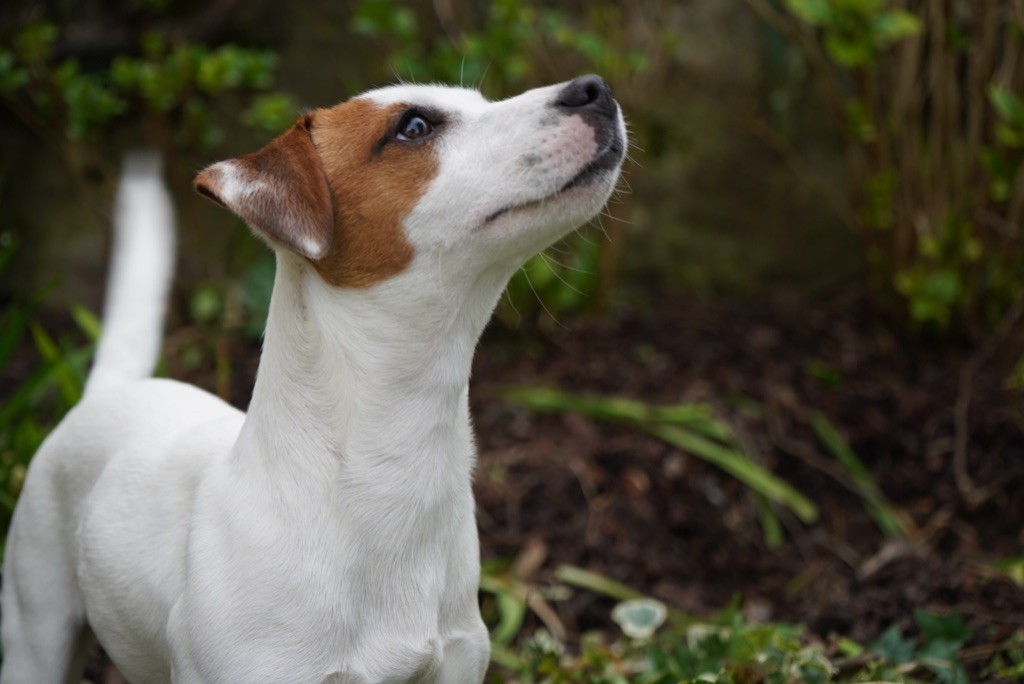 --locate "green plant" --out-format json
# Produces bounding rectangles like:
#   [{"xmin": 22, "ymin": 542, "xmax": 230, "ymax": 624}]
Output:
[
  {"xmin": 810, "ymin": 410, "xmax": 911, "ymax": 537},
  {"xmin": 500, "ymin": 387, "xmax": 819, "ymax": 538},
  {"xmin": 864, "ymin": 611, "xmax": 972, "ymax": 683},
  {"xmin": 0, "ymin": 240, "xmax": 98, "ymax": 537},
  {"xmin": 0, "ymin": 17, "xmax": 295, "ymax": 148},
  {"xmin": 746, "ymin": 0, "xmax": 1024, "ymax": 339},
  {"xmin": 984, "ymin": 631, "xmax": 1024, "ymax": 681},
  {"xmin": 488, "ymin": 581, "xmax": 999, "ymax": 684},
  {"xmin": 480, "ymin": 558, "xmax": 569, "ymax": 659},
  {"xmin": 0, "ymin": 5, "xmax": 297, "ymax": 411}
]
